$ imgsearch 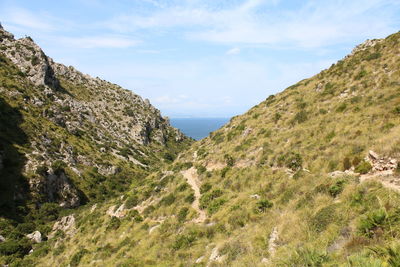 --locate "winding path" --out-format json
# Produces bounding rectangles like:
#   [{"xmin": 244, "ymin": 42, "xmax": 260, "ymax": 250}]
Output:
[
  {"xmin": 181, "ymin": 167, "xmax": 207, "ymax": 223},
  {"xmin": 360, "ymin": 170, "xmax": 400, "ymax": 192}
]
